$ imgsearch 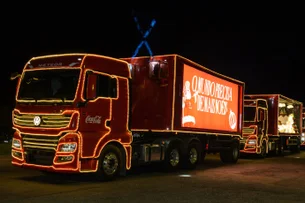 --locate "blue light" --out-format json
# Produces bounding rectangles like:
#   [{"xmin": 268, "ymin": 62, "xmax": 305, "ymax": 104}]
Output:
[{"xmin": 132, "ymin": 14, "xmax": 156, "ymax": 58}]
